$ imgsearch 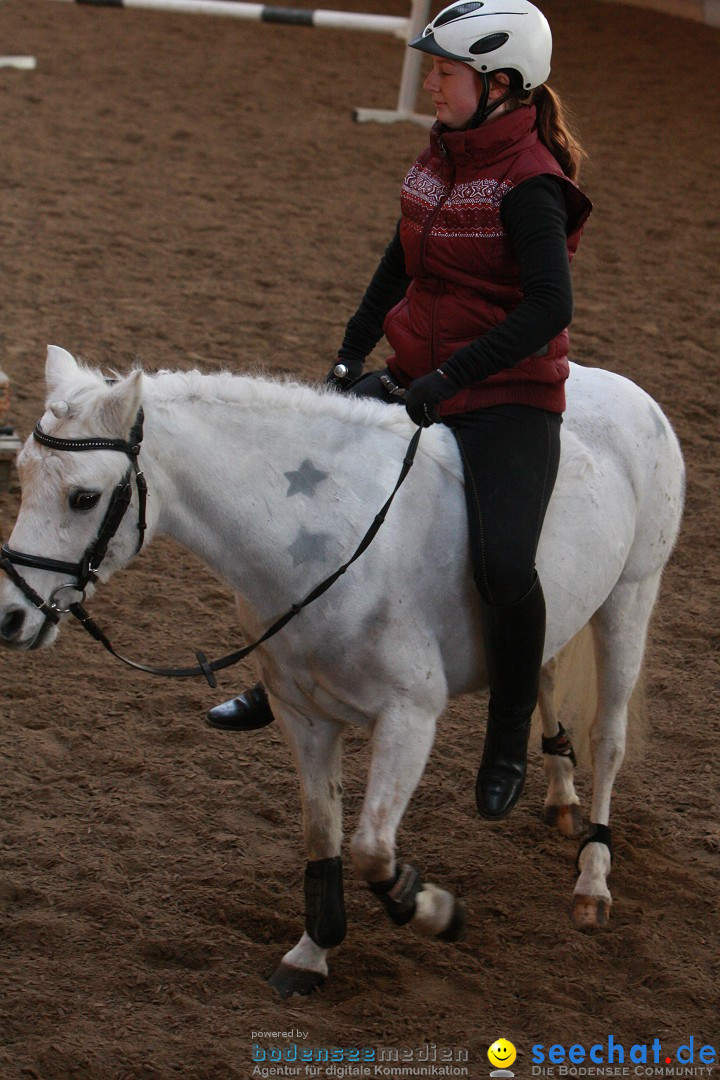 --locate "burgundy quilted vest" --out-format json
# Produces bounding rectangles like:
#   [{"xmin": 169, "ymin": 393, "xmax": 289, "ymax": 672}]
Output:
[{"xmin": 384, "ymin": 106, "xmax": 592, "ymax": 414}]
